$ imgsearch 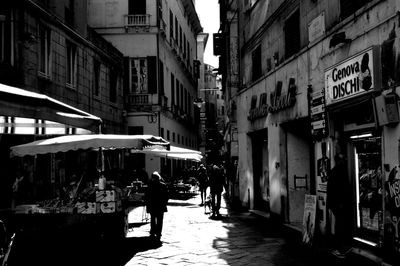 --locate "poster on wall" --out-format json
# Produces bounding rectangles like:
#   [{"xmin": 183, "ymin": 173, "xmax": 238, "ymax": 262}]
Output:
[
  {"xmin": 316, "ymin": 142, "xmax": 330, "ymax": 192},
  {"xmin": 317, "ymin": 192, "xmax": 327, "ymax": 235},
  {"xmin": 302, "ymin": 194, "xmax": 317, "ymax": 246}
]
